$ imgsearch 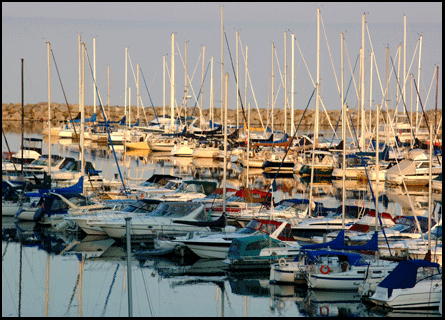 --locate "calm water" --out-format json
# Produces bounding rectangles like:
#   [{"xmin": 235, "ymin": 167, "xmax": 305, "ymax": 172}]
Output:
[{"xmin": 2, "ymin": 132, "xmax": 441, "ymax": 317}]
